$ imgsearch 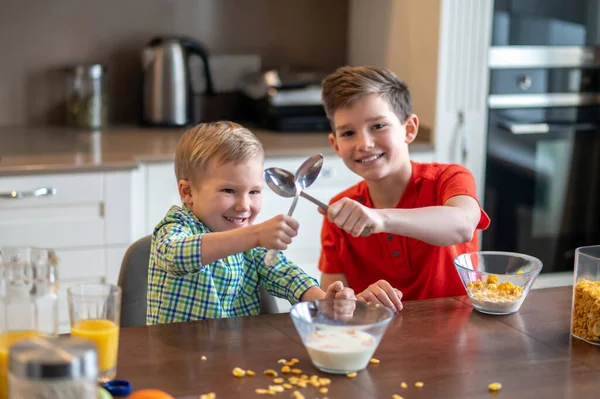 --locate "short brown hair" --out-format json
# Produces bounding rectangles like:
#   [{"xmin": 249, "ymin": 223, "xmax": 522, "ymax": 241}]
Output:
[
  {"xmin": 175, "ymin": 121, "xmax": 264, "ymax": 182},
  {"xmin": 321, "ymin": 66, "xmax": 412, "ymax": 125}
]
